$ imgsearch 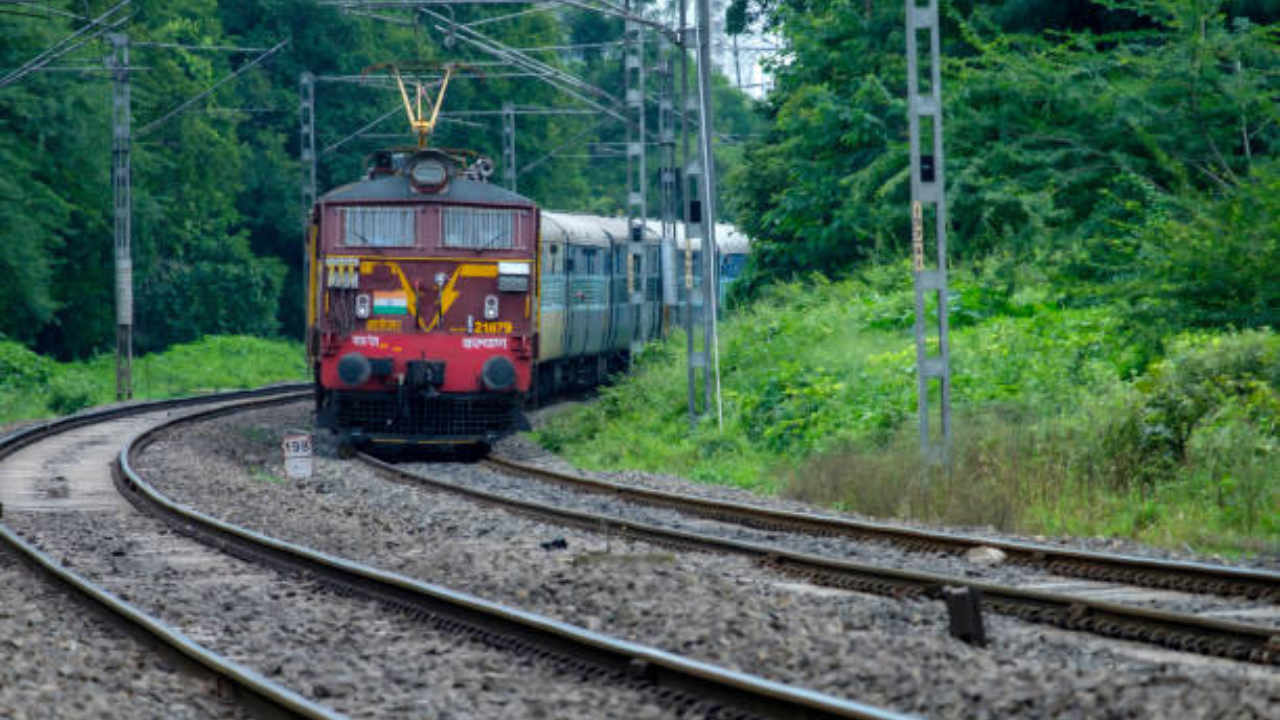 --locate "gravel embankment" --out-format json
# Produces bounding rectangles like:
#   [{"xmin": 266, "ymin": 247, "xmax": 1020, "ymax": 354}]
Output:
[
  {"xmin": 135, "ymin": 403, "xmax": 1280, "ymax": 720},
  {"xmin": 402, "ymin": 454, "xmax": 1275, "ymax": 621},
  {"xmin": 0, "ymin": 541, "xmax": 251, "ymax": 720},
  {"xmin": 6, "ymin": 510, "xmax": 691, "ymax": 720}
]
